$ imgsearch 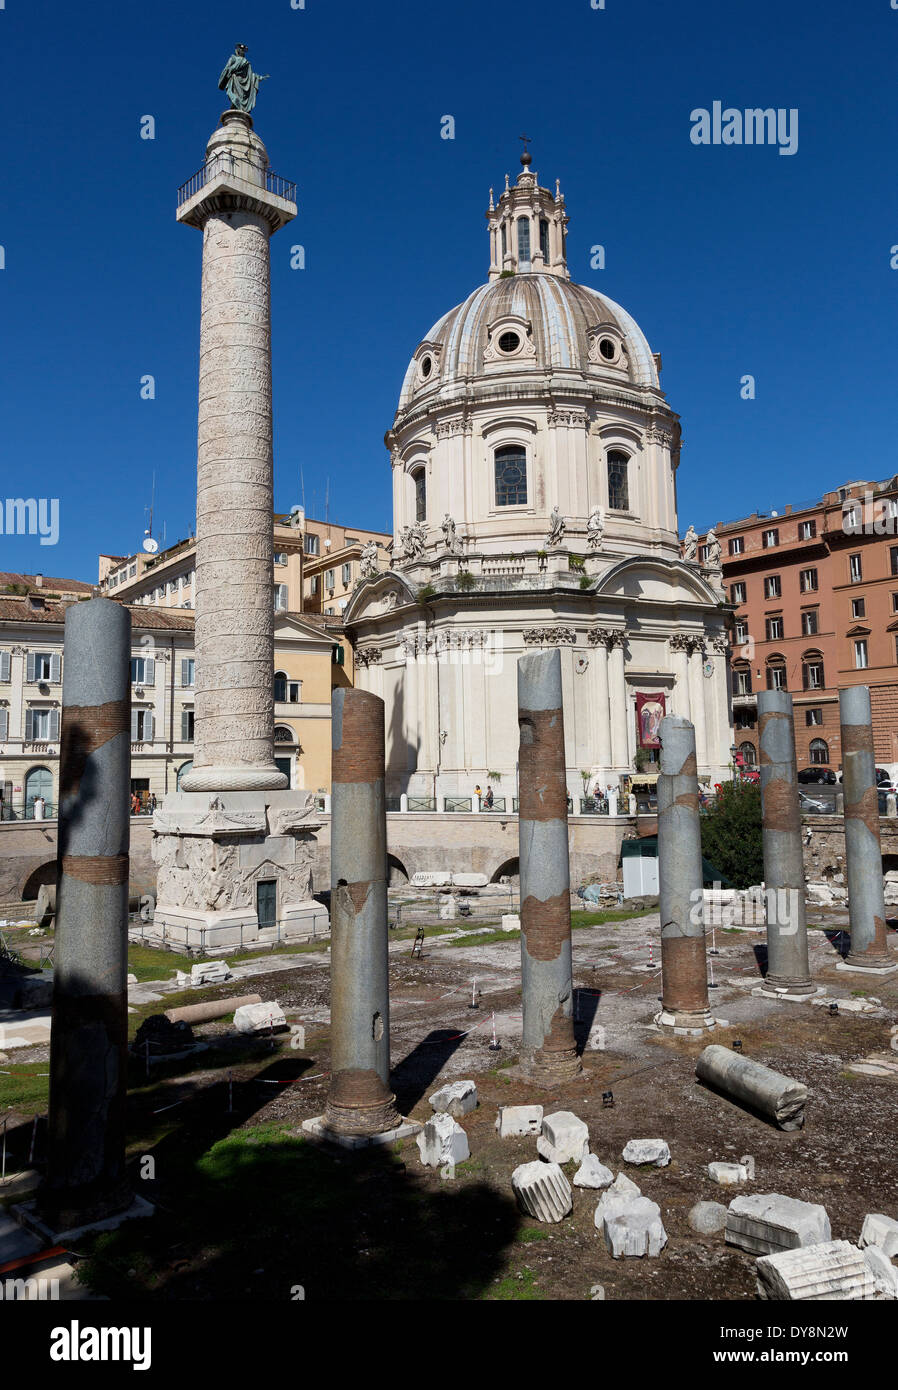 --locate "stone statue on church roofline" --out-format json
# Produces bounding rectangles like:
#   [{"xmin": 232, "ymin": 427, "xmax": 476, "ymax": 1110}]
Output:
[
  {"xmin": 682, "ymin": 523, "xmax": 698, "ymax": 563},
  {"xmin": 219, "ymin": 44, "xmax": 269, "ymax": 113}
]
